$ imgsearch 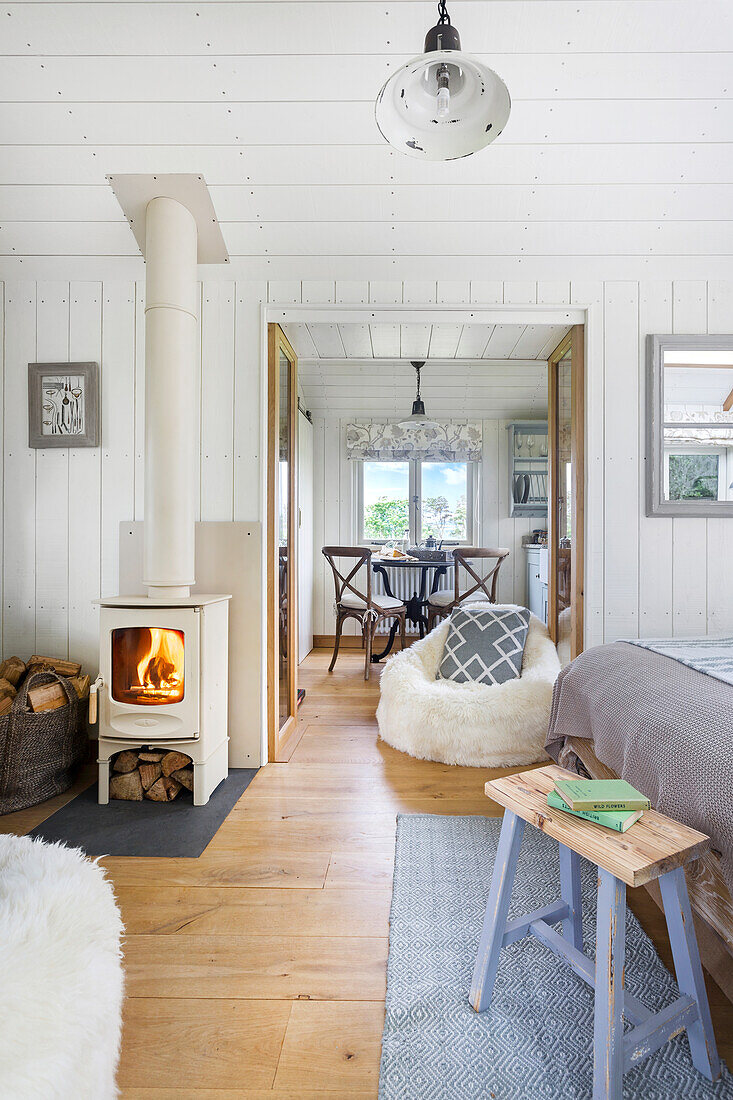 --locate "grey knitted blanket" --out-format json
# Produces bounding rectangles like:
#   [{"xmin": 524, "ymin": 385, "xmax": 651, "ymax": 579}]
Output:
[{"xmin": 545, "ymin": 641, "xmax": 733, "ymax": 897}]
